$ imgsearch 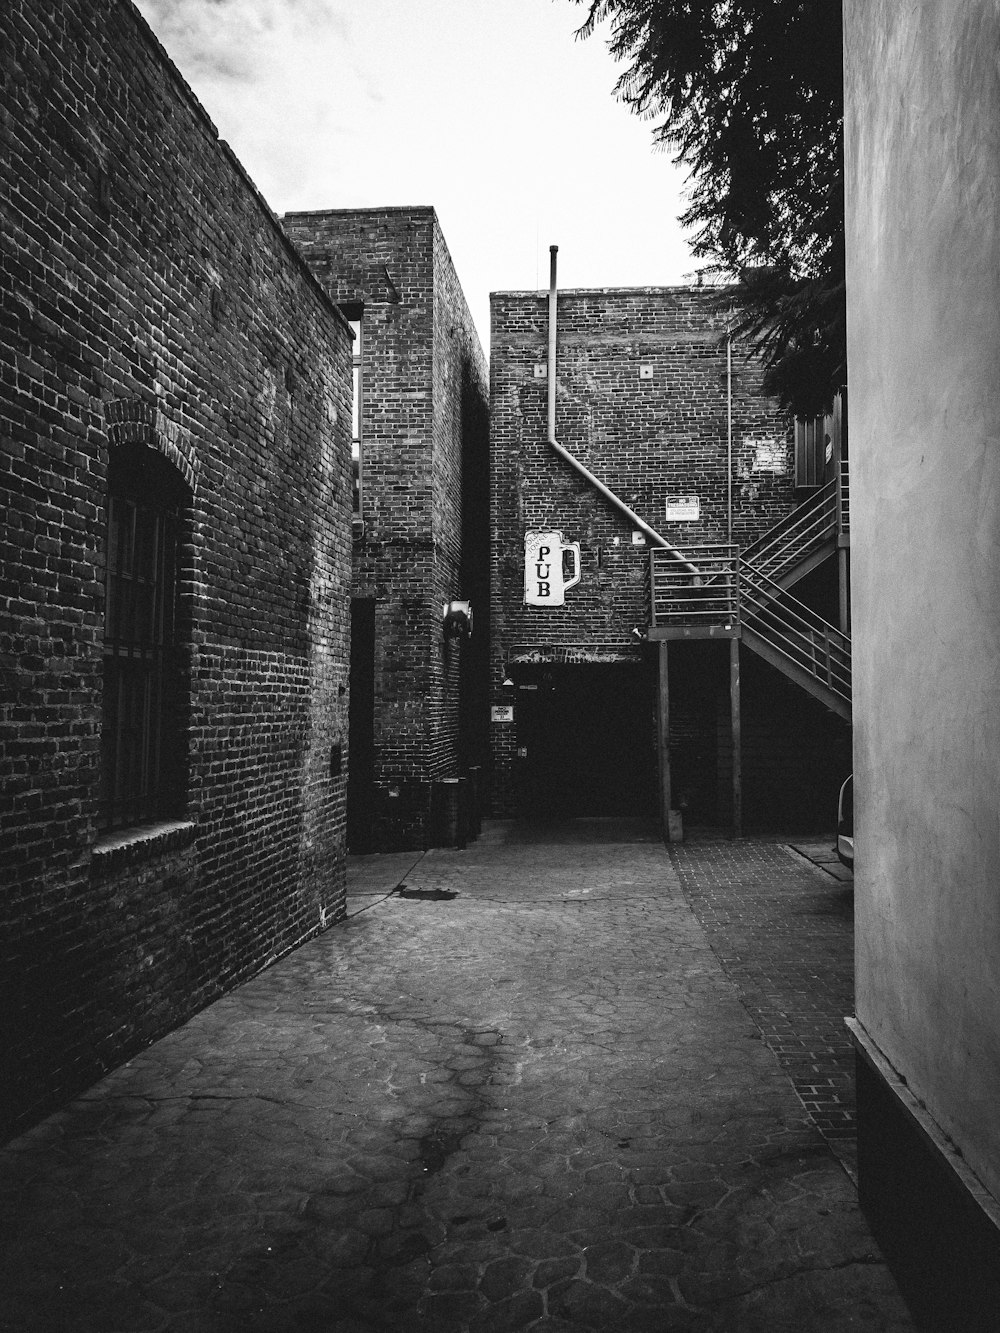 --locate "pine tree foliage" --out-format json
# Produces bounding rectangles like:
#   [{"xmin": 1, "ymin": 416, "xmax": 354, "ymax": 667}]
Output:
[{"xmin": 576, "ymin": 0, "xmax": 844, "ymax": 415}]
